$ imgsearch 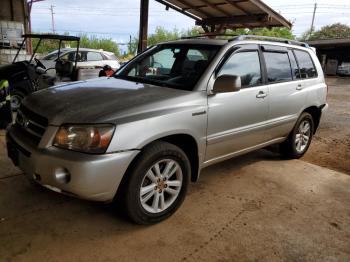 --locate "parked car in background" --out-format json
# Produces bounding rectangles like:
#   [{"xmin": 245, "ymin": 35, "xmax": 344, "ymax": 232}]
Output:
[
  {"xmin": 6, "ymin": 35, "xmax": 328, "ymax": 225},
  {"xmin": 41, "ymin": 48, "xmax": 121, "ymax": 71},
  {"xmin": 337, "ymin": 62, "xmax": 350, "ymax": 76}
]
